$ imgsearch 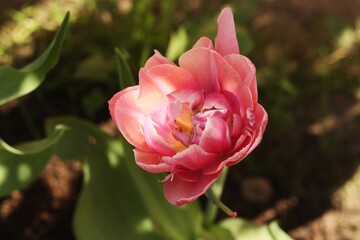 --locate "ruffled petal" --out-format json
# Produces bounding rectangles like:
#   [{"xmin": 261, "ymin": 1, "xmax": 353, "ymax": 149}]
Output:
[
  {"xmin": 143, "ymin": 116, "xmax": 177, "ymax": 156},
  {"xmin": 225, "ymin": 54, "xmax": 257, "ymax": 103},
  {"xmin": 215, "ymin": 7, "xmax": 239, "ymax": 56},
  {"xmin": 193, "ymin": 37, "xmax": 214, "ymax": 49},
  {"xmin": 109, "ymin": 86, "xmax": 151, "ymax": 151},
  {"xmin": 246, "ymin": 104, "xmax": 268, "ymax": 153},
  {"xmin": 238, "ymin": 86, "xmax": 254, "ymax": 118},
  {"xmin": 163, "ymin": 170, "xmax": 222, "ymax": 206},
  {"xmin": 141, "ymin": 64, "xmax": 198, "ymax": 96},
  {"xmin": 144, "ymin": 50, "xmax": 174, "ymax": 70},
  {"xmin": 179, "ymin": 48, "xmax": 219, "ymax": 94},
  {"xmin": 162, "ymin": 144, "xmax": 217, "ymax": 170},
  {"xmin": 199, "ymin": 116, "xmax": 231, "ymax": 153},
  {"xmin": 179, "ymin": 48, "xmax": 240, "ymax": 95},
  {"xmin": 134, "ymin": 148, "xmax": 172, "ymax": 173}
]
